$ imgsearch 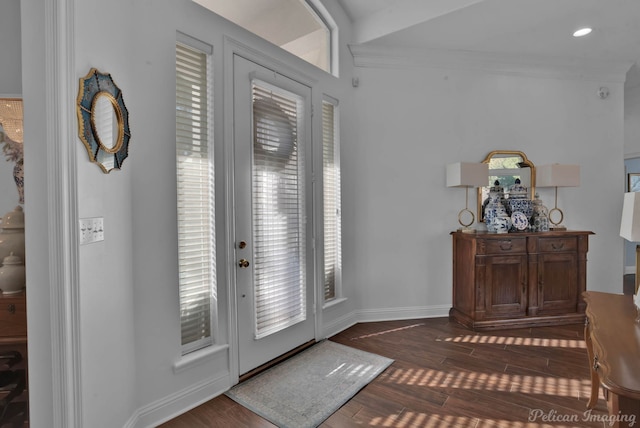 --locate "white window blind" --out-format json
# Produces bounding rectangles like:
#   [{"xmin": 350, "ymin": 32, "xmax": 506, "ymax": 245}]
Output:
[
  {"xmin": 176, "ymin": 42, "xmax": 216, "ymax": 354},
  {"xmin": 322, "ymin": 100, "xmax": 341, "ymax": 302},
  {"xmin": 252, "ymin": 82, "xmax": 306, "ymax": 339}
]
